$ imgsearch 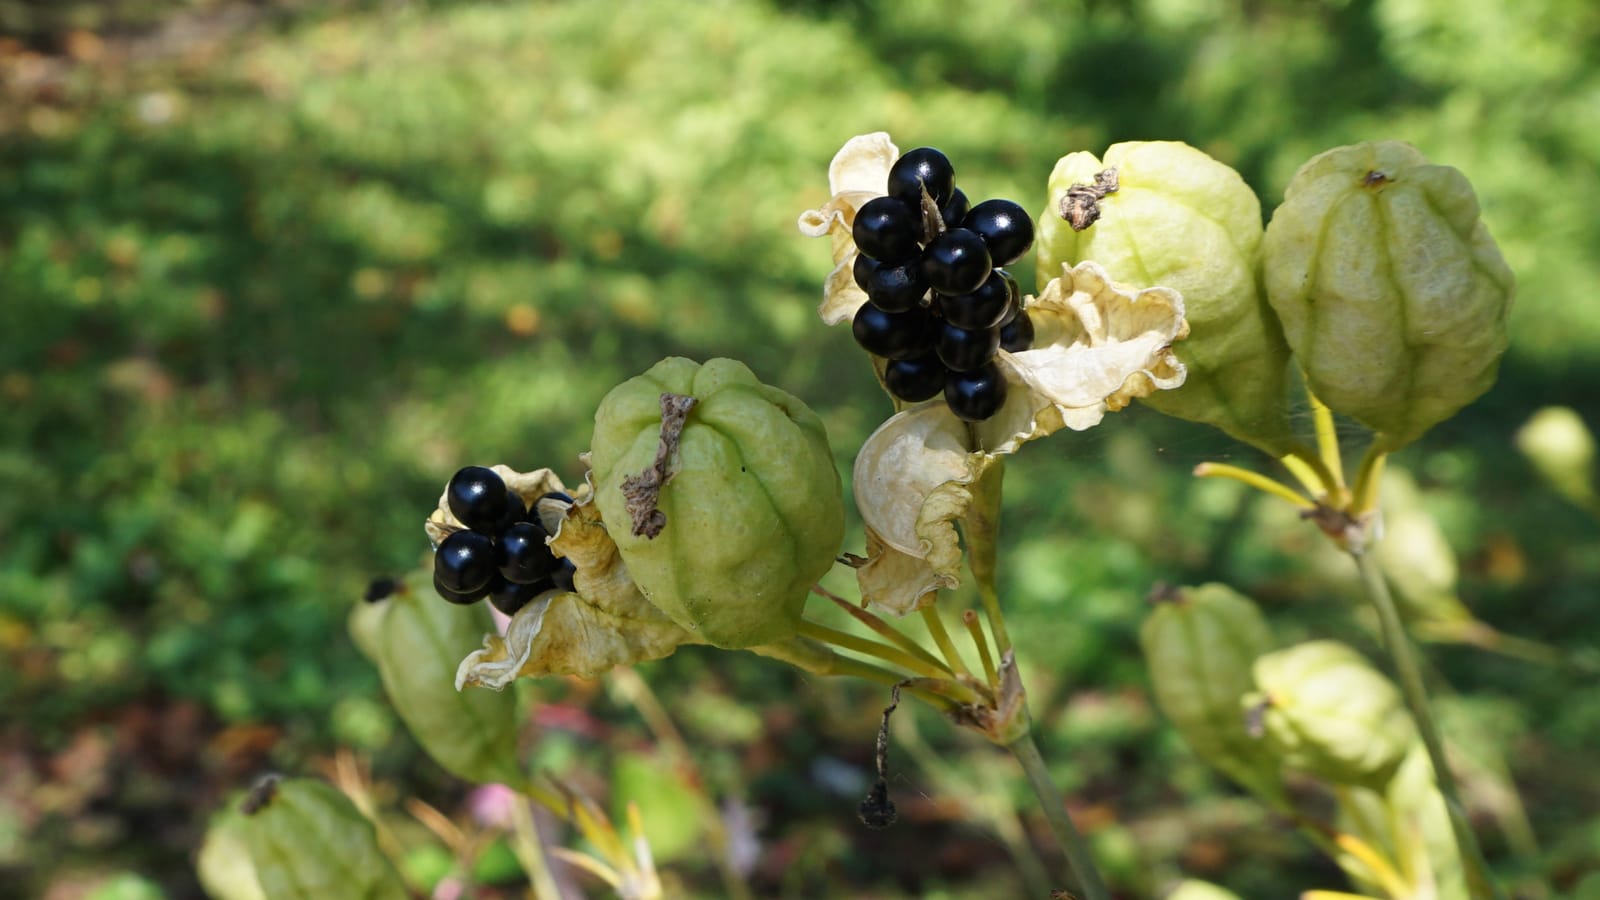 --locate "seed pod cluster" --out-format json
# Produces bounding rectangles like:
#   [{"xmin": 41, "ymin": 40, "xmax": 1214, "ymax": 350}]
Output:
[
  {"xmin": 431, "ymin": 465, "xmax": 575, "ymax": 615},
  {"xmin": 850, "ymin": 147, "xmax": 1037, "ymax": 422}
]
